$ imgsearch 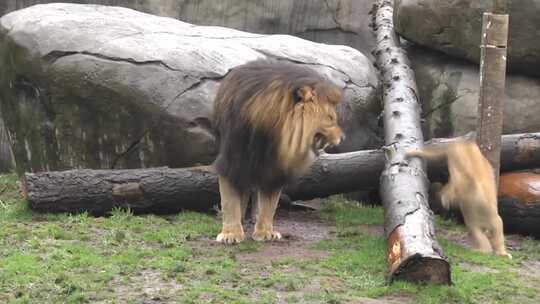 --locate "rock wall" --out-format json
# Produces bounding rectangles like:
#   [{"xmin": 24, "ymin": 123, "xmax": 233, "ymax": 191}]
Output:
[
  {"xmin": 395, "ymin": 0, "xmax": 540, "ymax": 77},
  {"xmin": 0, "ymin": 3, "xmax": 379, "ymax": 174},
  {"xmin": 409, "ymin": 45, "xmax": 540, "ymax": 139},
  {"xmin": 0, "ymin": 0, "xmax": 377, "ymax": 57}
]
